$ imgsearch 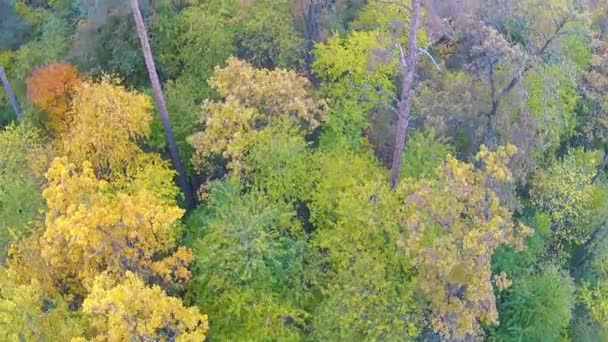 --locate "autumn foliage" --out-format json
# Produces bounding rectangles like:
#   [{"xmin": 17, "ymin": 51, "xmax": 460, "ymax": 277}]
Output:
[
  {"xmin": 4, "ymin": 1, "xmax": 608, "ymax": 341},
  {"xmin": 26, "ymin": 62, "xmax": 81, "ymax": 134}
]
